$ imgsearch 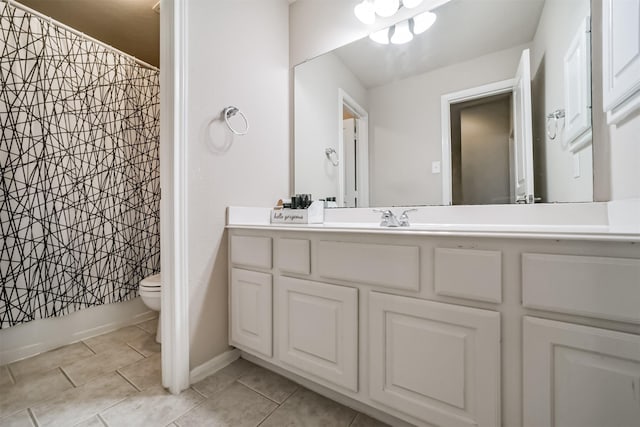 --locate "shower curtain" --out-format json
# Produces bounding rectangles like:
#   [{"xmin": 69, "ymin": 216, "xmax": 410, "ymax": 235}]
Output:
[{"xmin": 0, "ymin": 2, "xmax": 160, "ymax": 328}]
